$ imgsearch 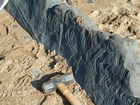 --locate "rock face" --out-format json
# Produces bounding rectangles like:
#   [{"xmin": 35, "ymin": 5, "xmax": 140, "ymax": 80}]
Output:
[{"xmin": 6, "ymin": 0, "xmax": 140, "ymax": 105}]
